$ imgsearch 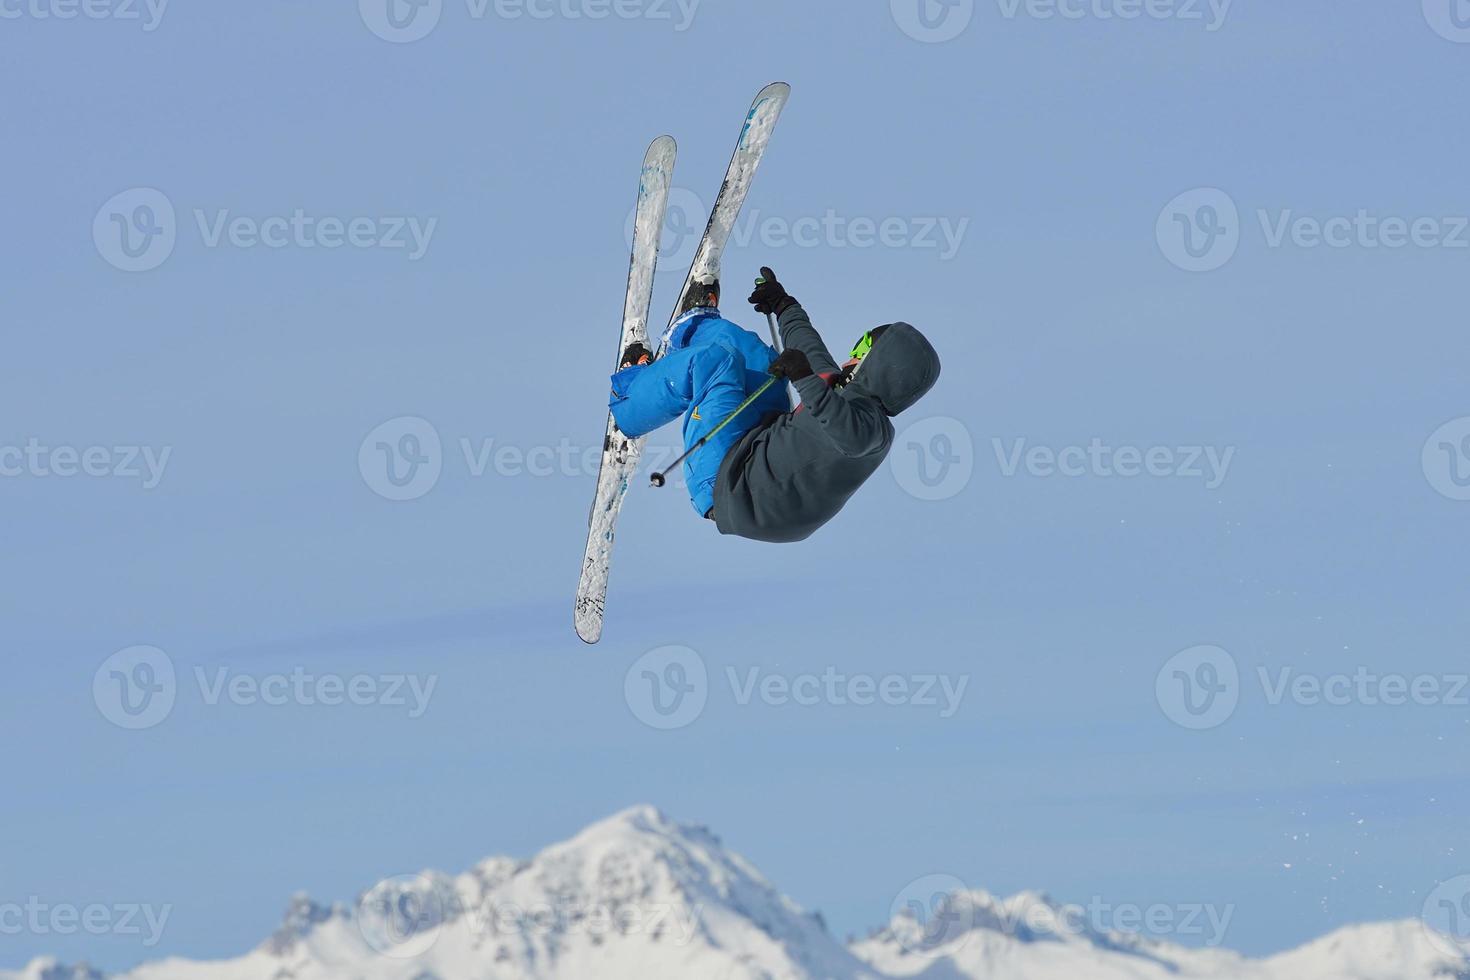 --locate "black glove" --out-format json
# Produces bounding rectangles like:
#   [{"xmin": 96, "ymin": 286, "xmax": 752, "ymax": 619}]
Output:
[
  {"xmin": 768, "ymin": 348, "xmax": 813, "ymax": 381},
  {"xmin": 748, "ymin": 266, "xmax": 798, "ymax": 317}
]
